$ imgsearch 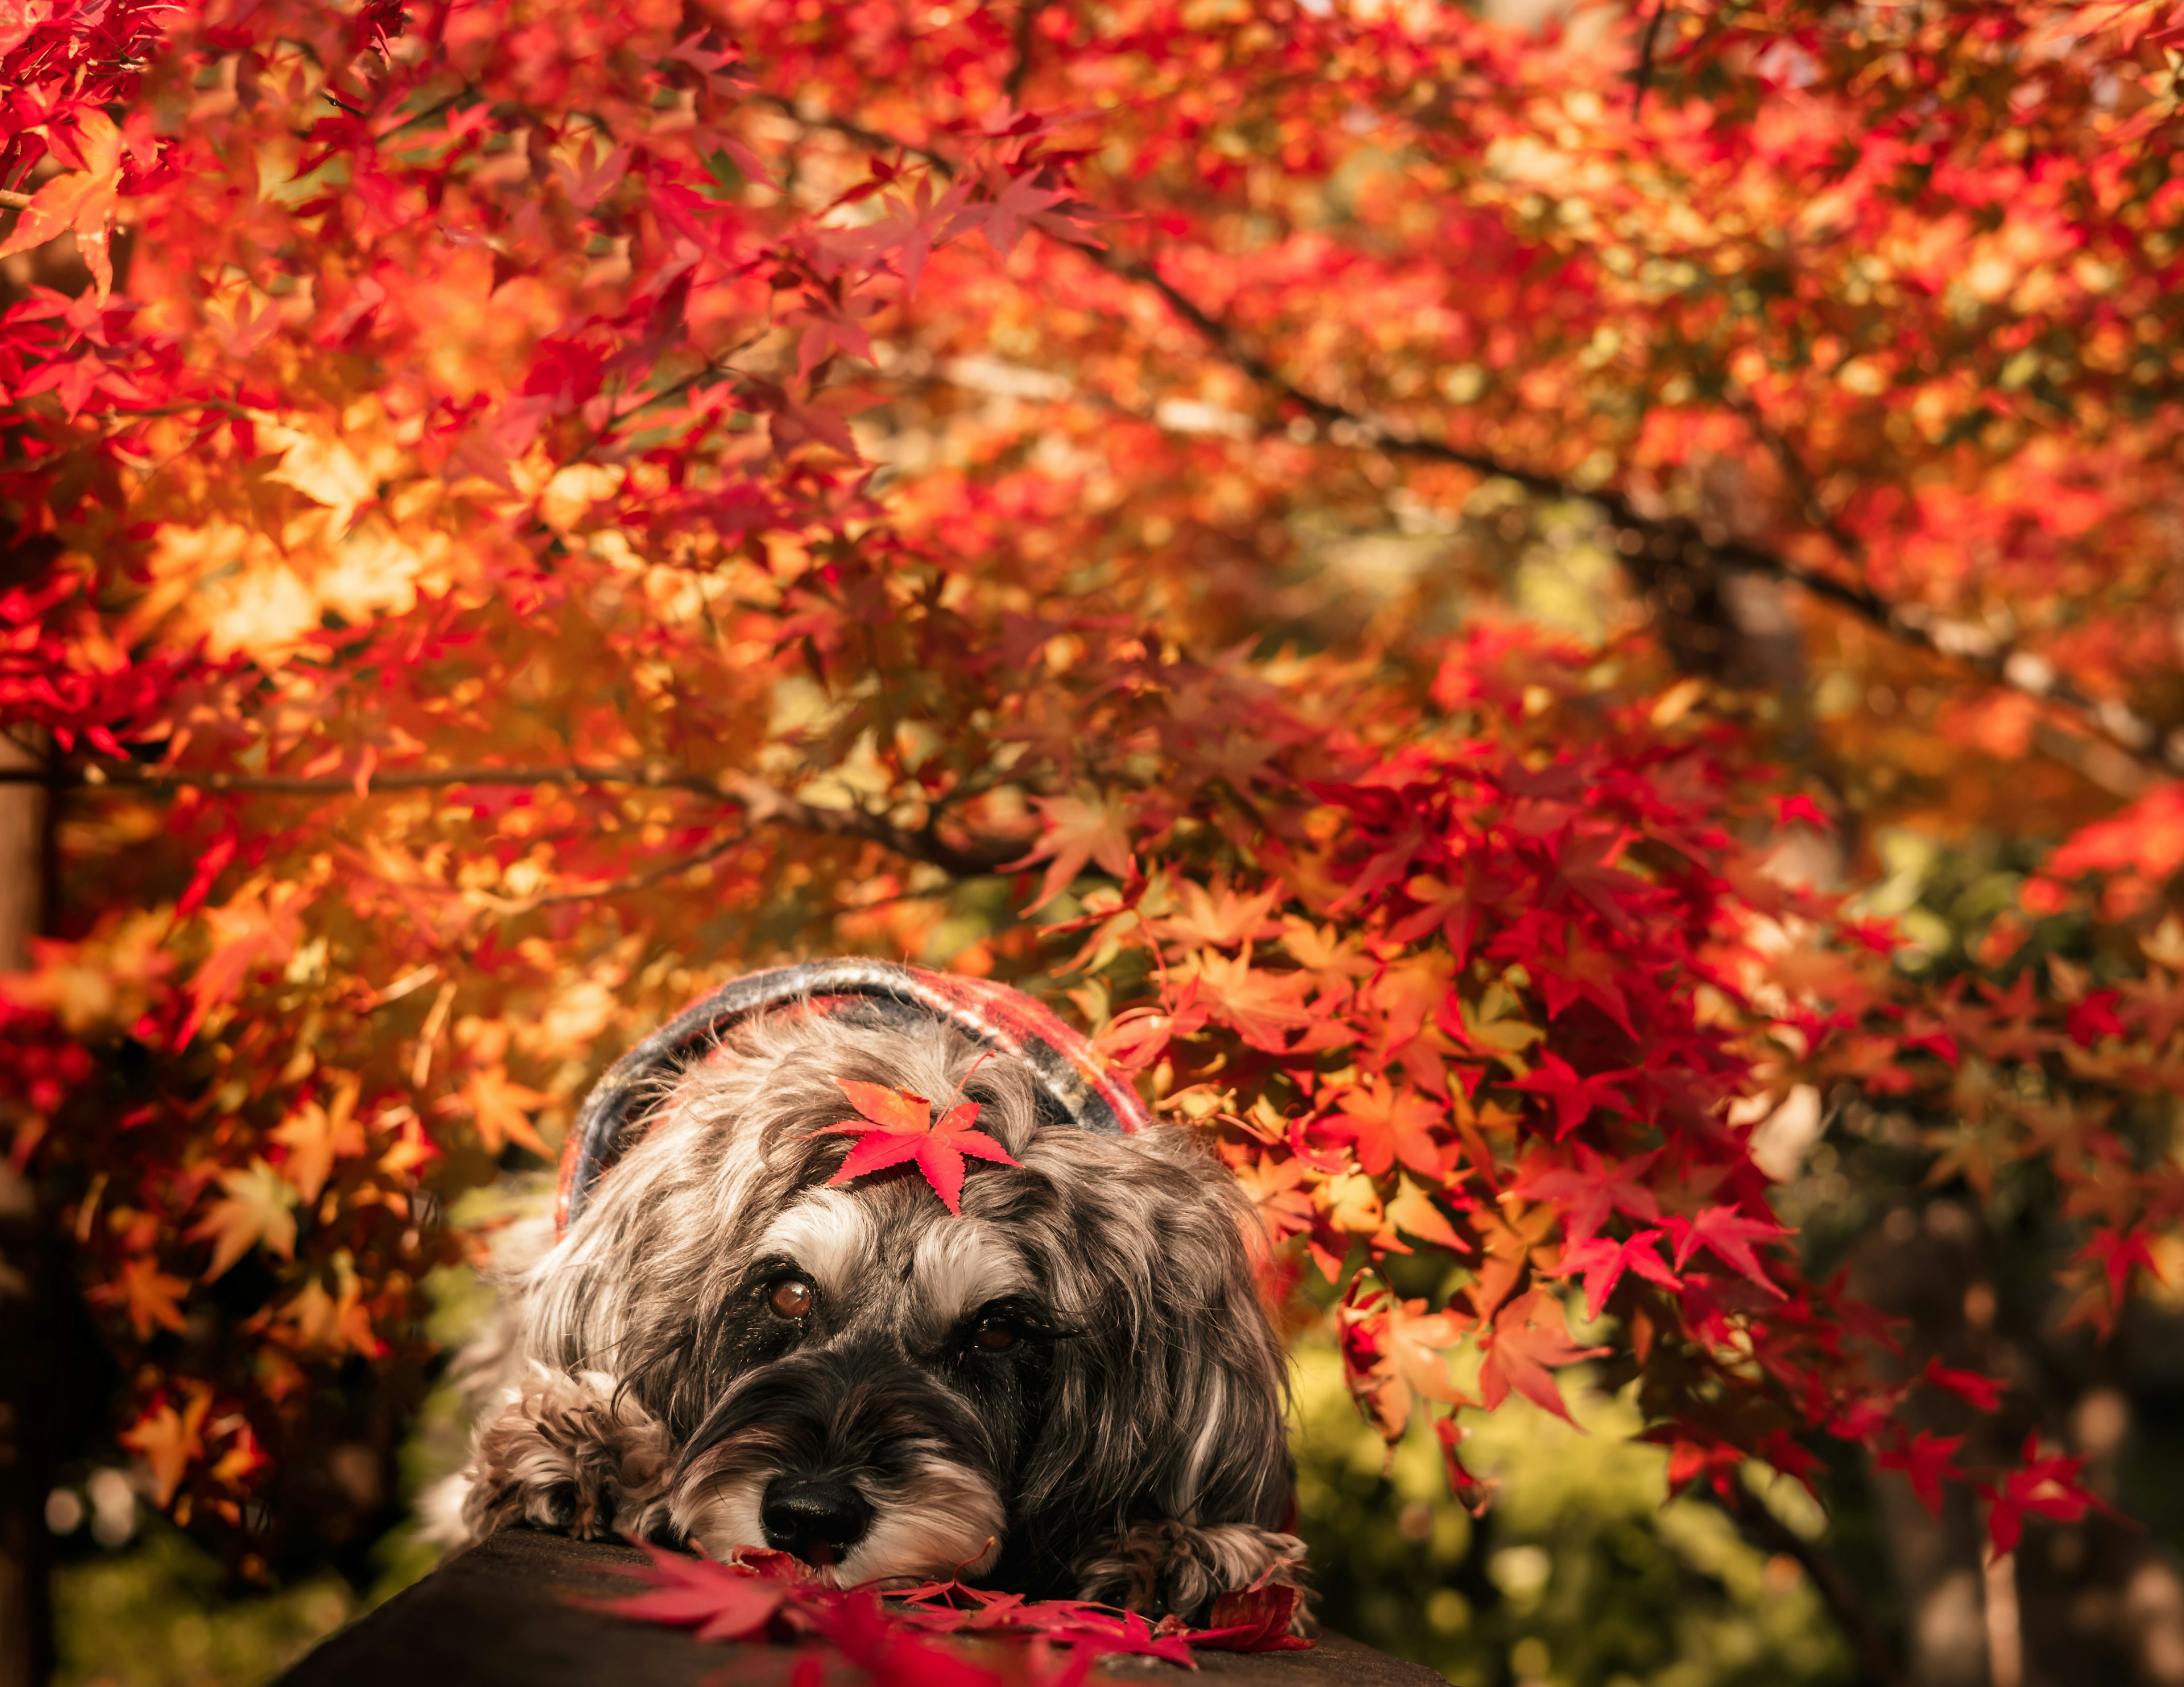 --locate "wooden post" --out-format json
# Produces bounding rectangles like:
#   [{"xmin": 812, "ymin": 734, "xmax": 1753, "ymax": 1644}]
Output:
[{"xmin": 0, "ymin": 726, "xmax": 53, "ymax": 1687}]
